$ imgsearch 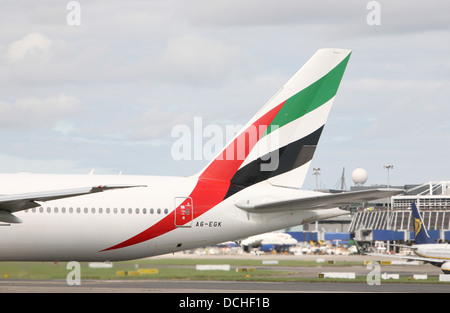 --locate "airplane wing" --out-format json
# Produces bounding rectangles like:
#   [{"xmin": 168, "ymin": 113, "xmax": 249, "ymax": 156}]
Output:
[
  {"xmin": 0, "ymin": 184, "xmax": 146, "ymax": 223},
  {"xmin": 236, "ymin": 188, "xmax": 404, "ymax": 213}
]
